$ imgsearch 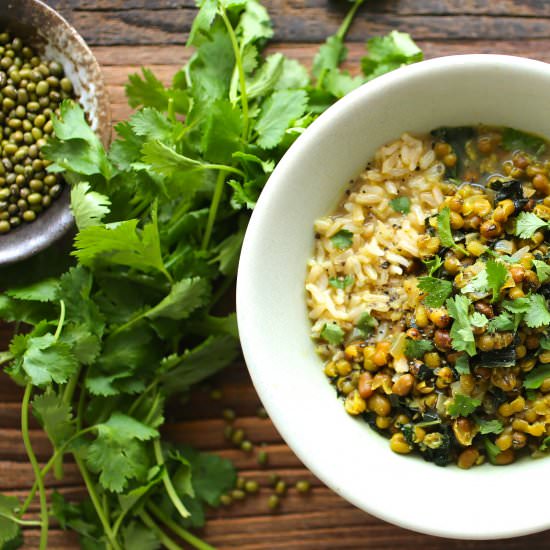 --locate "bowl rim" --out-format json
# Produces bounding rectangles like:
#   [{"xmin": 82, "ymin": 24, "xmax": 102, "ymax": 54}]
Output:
[
  {"xmin": 237, "ymin": 53, "xmax": 550, "ymax": 541},
  {"xmin": 0, "ymin": 0, "xmax": 111, "ymax": 266}
]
